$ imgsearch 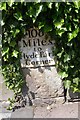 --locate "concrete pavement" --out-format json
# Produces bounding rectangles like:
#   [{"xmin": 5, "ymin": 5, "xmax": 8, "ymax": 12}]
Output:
[{"xmin": 0, "ymin": 101, "xmax": 79, "ymax": 119}]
